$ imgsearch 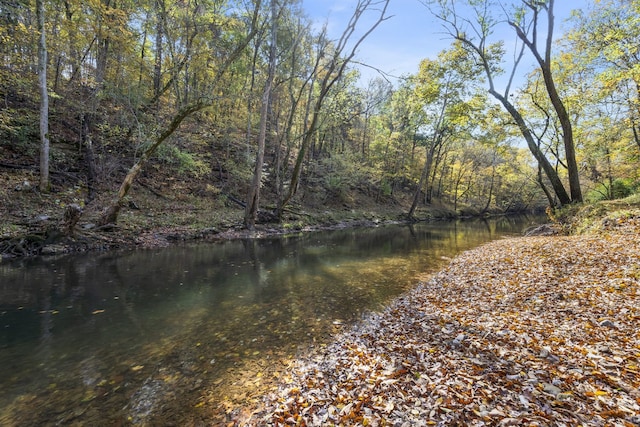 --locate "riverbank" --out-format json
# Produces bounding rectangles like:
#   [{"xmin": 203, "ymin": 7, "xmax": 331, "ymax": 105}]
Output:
[
  {"xmin": 2, "ymin": 164, "xmax": 468, "ymax": 259},
  {"xmin": 242, "ymin": 208, "xmax": 640, "ymax": 426}
]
